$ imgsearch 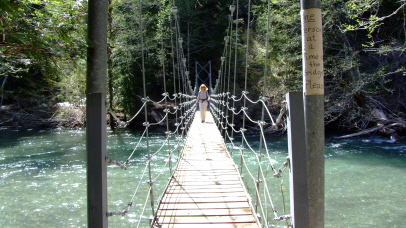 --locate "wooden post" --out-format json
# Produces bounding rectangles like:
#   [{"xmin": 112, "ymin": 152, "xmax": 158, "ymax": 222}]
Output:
[
  {"xmin": 286, "ymin": 92, "xmax": 309, "ymax": 228},
  {"xmin": 86, "ymin": 0, "xmax": 108, "ymax": 227},
  {"xmin": 301, "ymin": 0, "xmax": 325, "ymax": 227}
]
